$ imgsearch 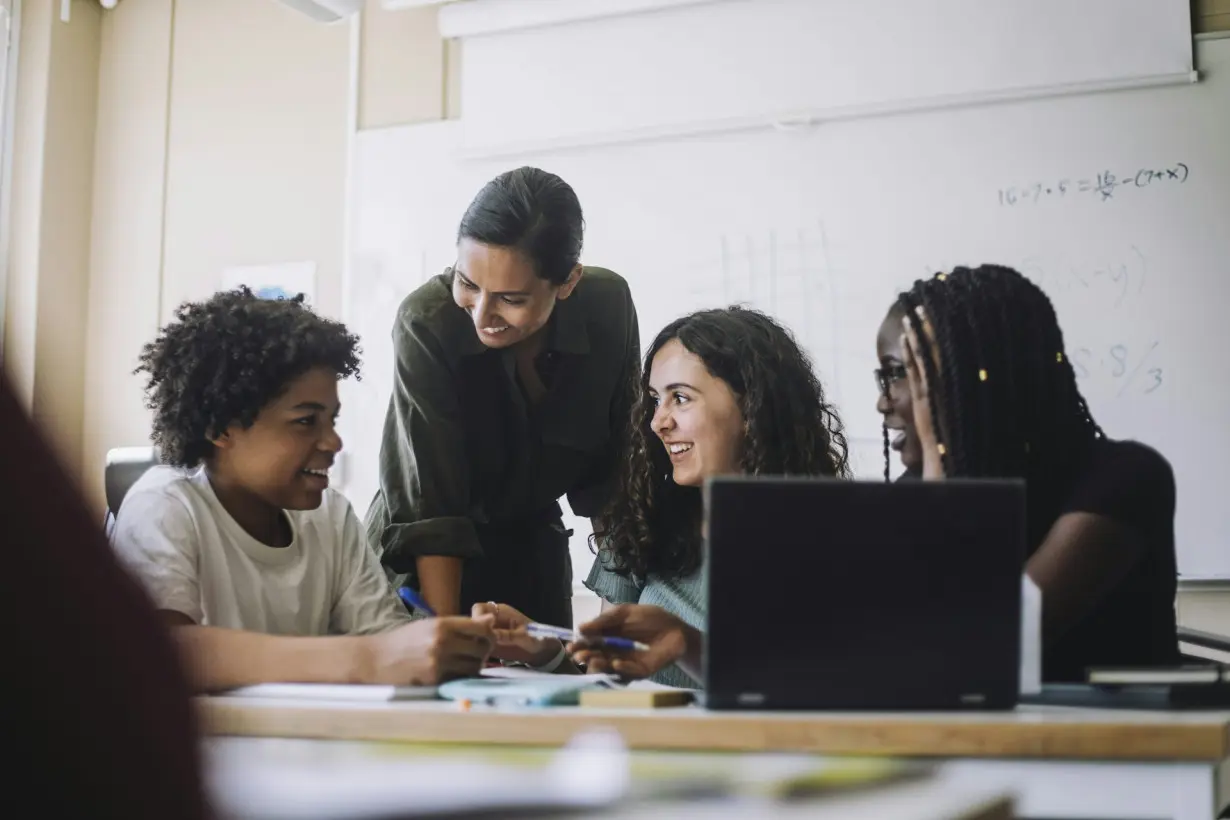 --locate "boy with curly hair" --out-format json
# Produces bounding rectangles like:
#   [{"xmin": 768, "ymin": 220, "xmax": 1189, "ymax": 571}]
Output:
[{"xmin": 111, "ymin": 288, "xmax": 493, "ymax": 692}]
